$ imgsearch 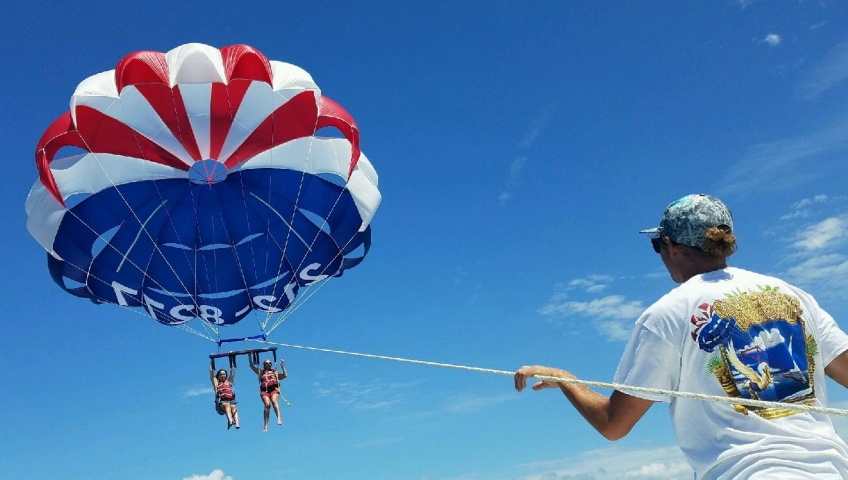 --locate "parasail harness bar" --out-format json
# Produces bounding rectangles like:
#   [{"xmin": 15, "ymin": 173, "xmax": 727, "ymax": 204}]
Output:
[{"xmin": 209, "ymin": 347, "xmax": 277, "ymax": 370}]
